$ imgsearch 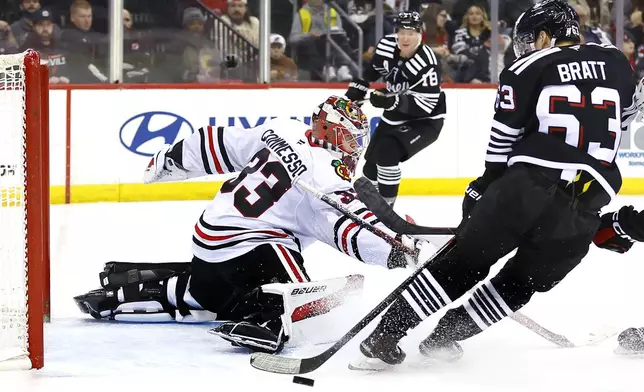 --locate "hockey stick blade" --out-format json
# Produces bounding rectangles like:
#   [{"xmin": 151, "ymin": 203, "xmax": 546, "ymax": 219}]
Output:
[
  {"xmin": 509, "ymin": 311, "xmax": 574, "ymax": 348},
  {"xmin": 353, "ymin": 177, "xmax": 456, "ymax": 235},
  {"xmin": 250, "ymin": 236, "xmax": 458, "ymax": 375}
]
